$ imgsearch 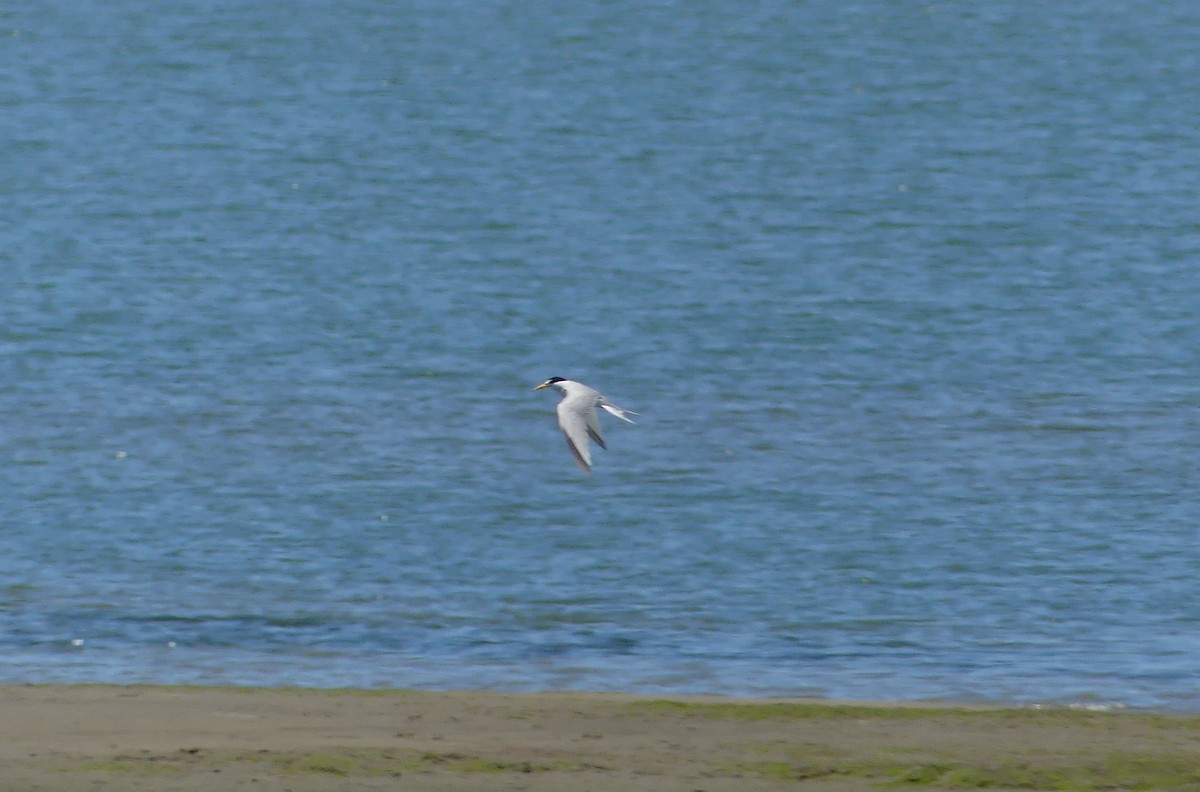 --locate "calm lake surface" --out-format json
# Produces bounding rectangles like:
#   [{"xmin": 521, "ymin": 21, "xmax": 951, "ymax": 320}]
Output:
[{"xmin": 3, "ymin": 1, "xmax": 1200, "ymax": 709}]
